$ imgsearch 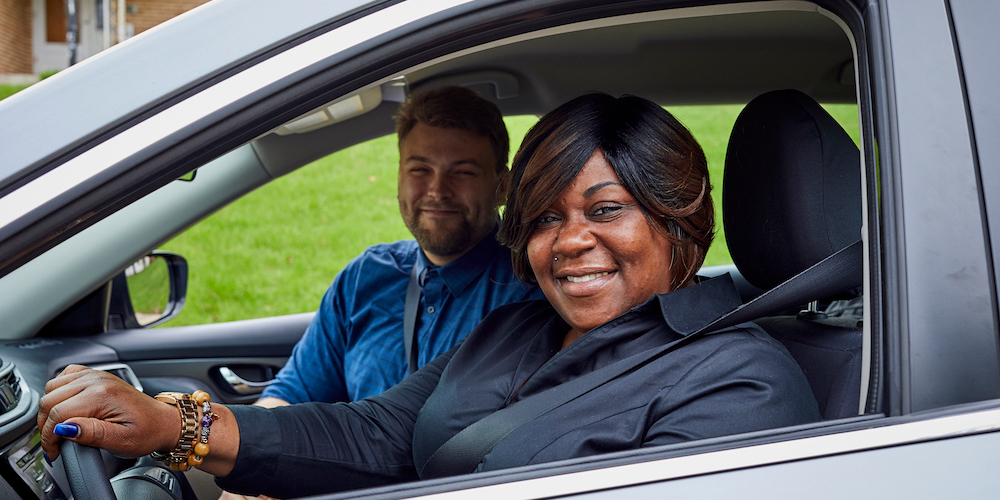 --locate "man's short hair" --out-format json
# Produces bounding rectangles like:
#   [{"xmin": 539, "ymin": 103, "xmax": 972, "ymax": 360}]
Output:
[{"xmin": 395, "ymin": 86, "xmax": 510, "ymax": 174}]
